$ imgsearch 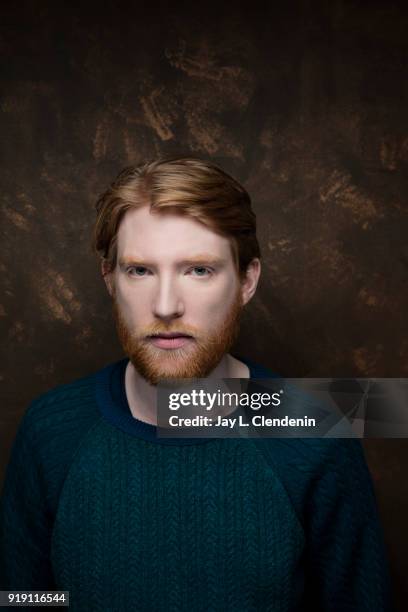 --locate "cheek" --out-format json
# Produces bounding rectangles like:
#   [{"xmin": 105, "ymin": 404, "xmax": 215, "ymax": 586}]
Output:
[
  {"xmin": 188, "ymin": 276, "xmax": 239, "ymax": 321},
  {"xmin": 114, "ymin": 281, "xmax": 150, "ymax": 323}
]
